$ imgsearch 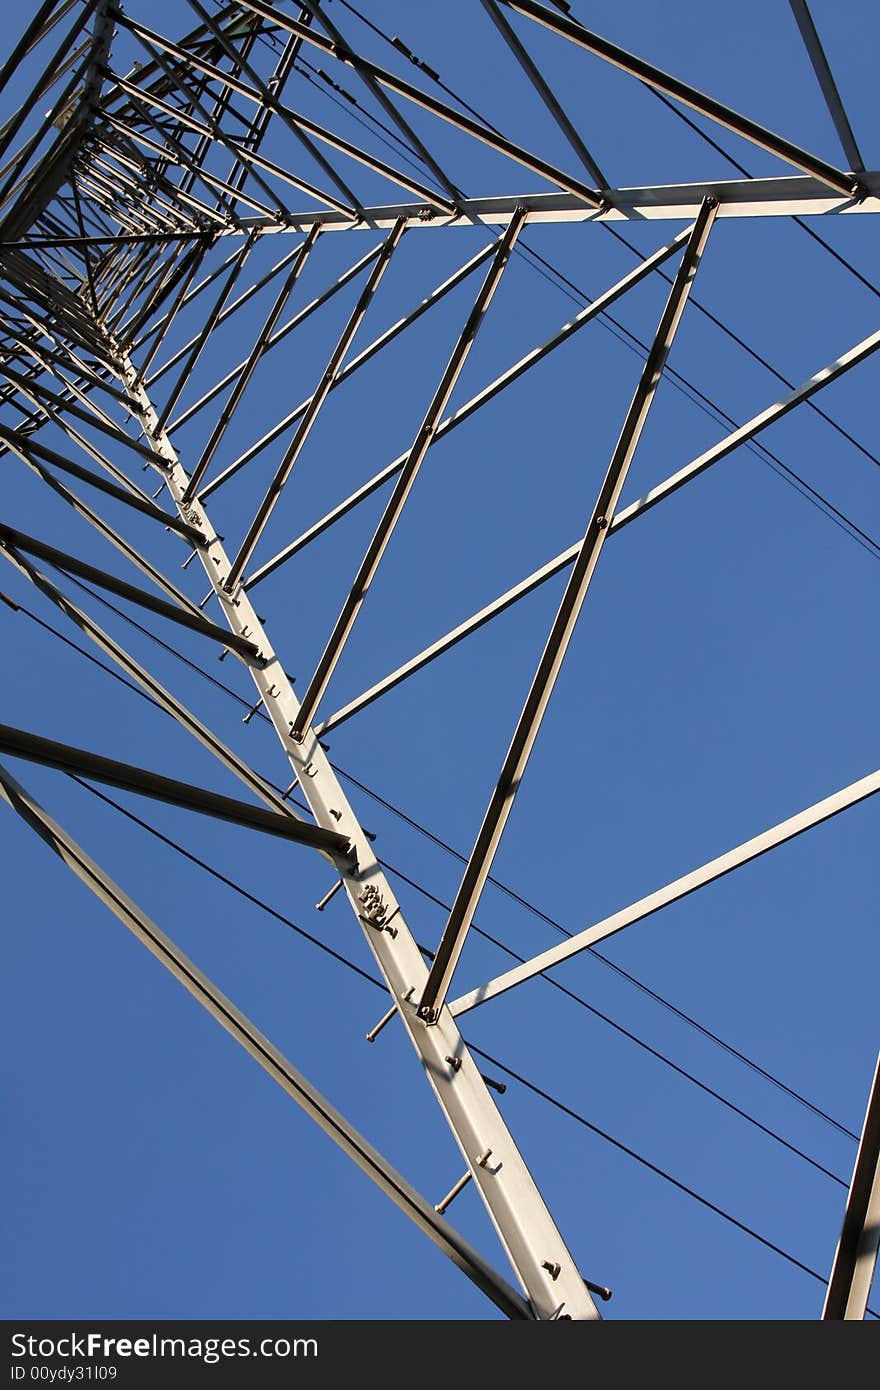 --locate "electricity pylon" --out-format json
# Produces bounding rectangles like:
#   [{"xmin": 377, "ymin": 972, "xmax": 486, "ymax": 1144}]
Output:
[{"xmin": 1, "ymin": 1, "xmax": 877, "ymax": 1320}]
